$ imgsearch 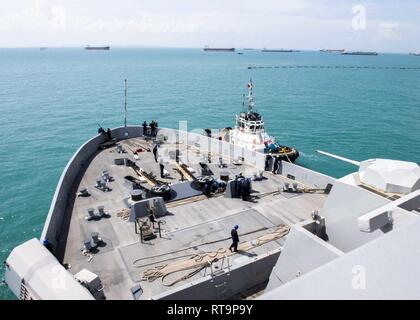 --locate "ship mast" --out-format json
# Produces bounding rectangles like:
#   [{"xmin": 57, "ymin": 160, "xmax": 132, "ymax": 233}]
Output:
[
  {"xmin": 124, "ymin": 79, "xmax": 127, "ymax": 127},
  {"xmin": 247, "ymin": 78, "xmax": 254, "ymax": 112}
]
